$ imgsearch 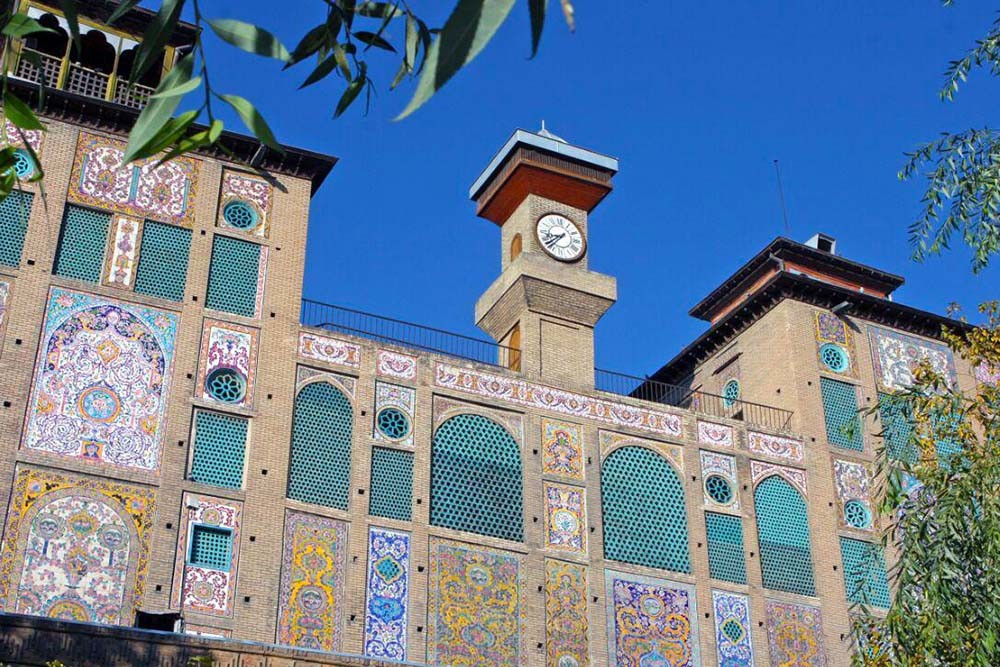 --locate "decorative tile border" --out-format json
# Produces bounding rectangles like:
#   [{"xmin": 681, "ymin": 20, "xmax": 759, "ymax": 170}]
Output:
[
  {"xmin": 377, "ymin": 349, "xmax": 417, "ymax": 380},
  {"xmin": 712, "ymin": 590, "xmax": 754, "ymax": 667},
  {"xmin": 599, "ymin": 430, "xmax": 682, "ymax": 470},
  {"xmin": 698, "ymin": 421, "xmax": 735, "ymax": 448},
  {"xmin": 543, "ymin": 482, "xmax": 587, "ymax": 554},
  {"xmin": 765, "ymin": 599, "xmax": 828, "ymax": 667},
  {"xmin": 747, "ymin": 431, "xmax": 803, "ymax": 463},
  {"xmin": 541, "ymin": 418, "xmax": 585, "ymax": 481},
  {"xmin": 0, "ymin": 279, "xmax": 11, "ymax": 354},
  {"xmin": 172, "ymin": 494, "xmax": 242, "ymax": 617},
  {"xmin": 3, "ymin": 119, "xmax": 42, "ymax": 152},
  {"xmin": 604, "ymin": 569, "xmax": 700, "ymax": 667},
  {"xmin": 196, "ymin": 319, "xmax": 259, "ymax": 409},
  {"xmin": 435, "ymin": 363, "xmax": 683, "ymax": 437},
  {"xmin": 750, "ymin": 460, "xmax": 808, "ymax": 497},
  {"xmin": 103, "ymin": 215, "xmax": 142, "ymax": 289},
  {"xmin": 433, "ymin": 395, "xmax": 524, "ymax": 443},
  {"xmin": 701, "ymin": 450, "xmax": 740, "ymax": 511},
  {"xmin": 363, "ymin": 527, "xmax": 410, "ymax": 661},
  {"xmin": 298, "ymin": 331, "xmax": 361, "ymax": 368},
  {"xmin": 296, "ymin": 365, "xmax": 357, "ymax": 398},
  {"xmin": 545, "ymin": 559, "xmax": 589, "ymax": 667}
]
